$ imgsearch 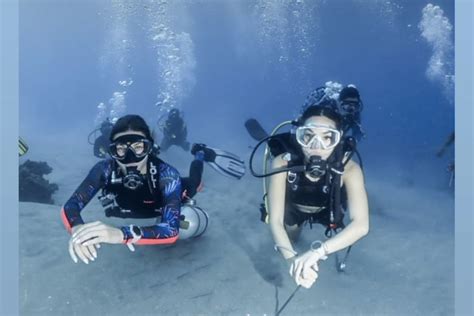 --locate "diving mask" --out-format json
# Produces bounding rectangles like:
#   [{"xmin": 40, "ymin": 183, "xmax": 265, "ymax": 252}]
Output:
[
  {"xmin": 341, "ymin": 100, "xmax": 362, "ymax": 114},
  {"xmin": 109, "ymin": 134, "xmax": 152, "ymax": 164},
  {"xmin": 295, "ymin": 124, "xmax": 341, "ymax": 150}
]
